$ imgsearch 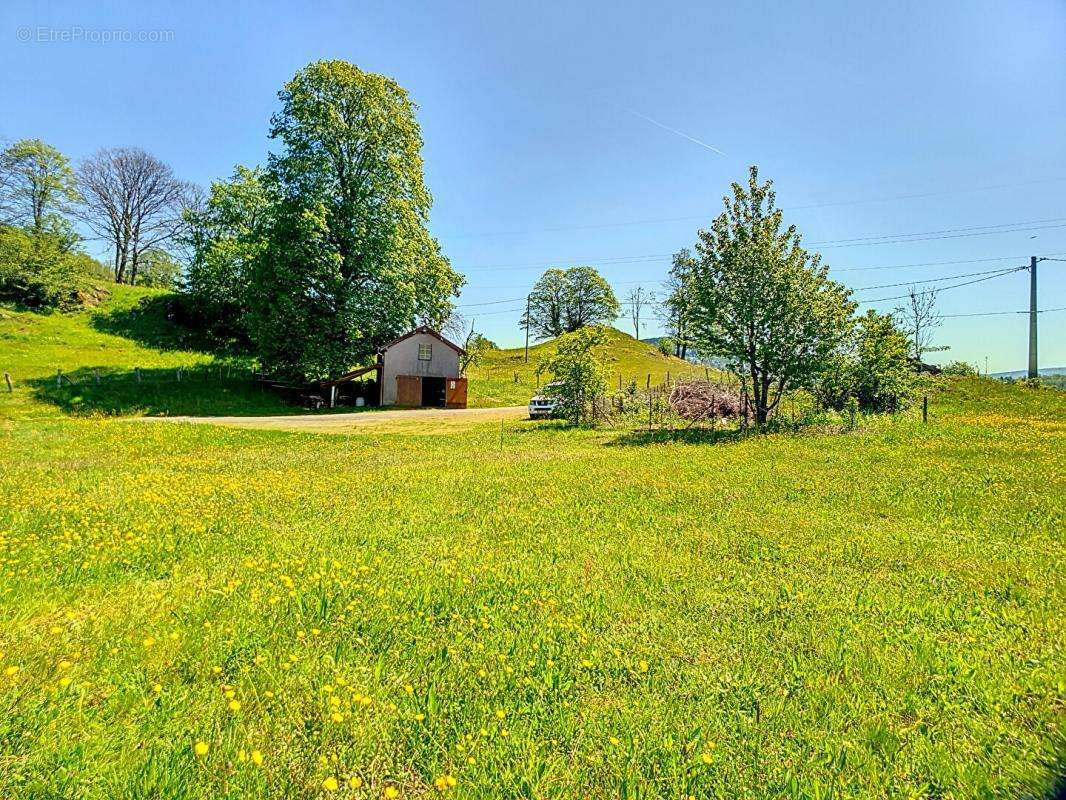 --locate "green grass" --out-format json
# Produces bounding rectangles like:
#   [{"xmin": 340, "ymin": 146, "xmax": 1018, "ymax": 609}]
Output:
[
  {"xmin": 0, "ymin": 292, "xmax": 700, "ymax": 417},
  {"xmin": 1, "ymin": 295, "xmax": 1063, "ymax": 797},
  {"xmin": 0, "ymin": 376, "xmax": 1062, "ymax": 798},
  {"xmin": 0, "ymin": 286, "xmax": 293, "ymax": 419}
]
